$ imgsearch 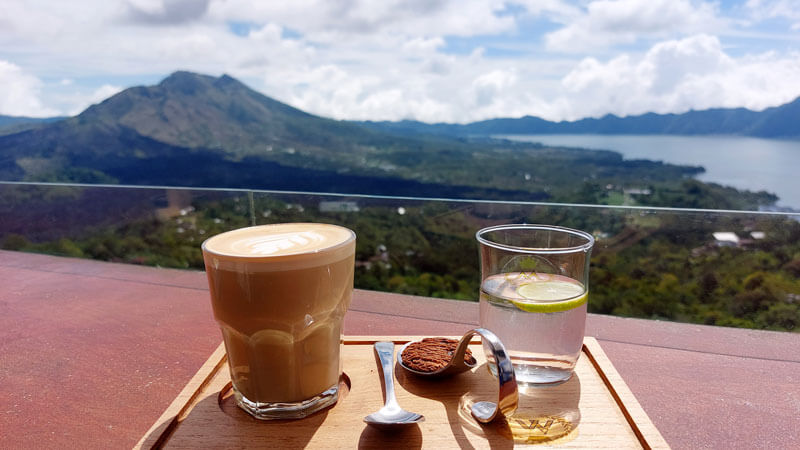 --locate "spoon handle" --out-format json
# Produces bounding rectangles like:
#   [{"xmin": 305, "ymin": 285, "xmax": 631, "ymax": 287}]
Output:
[
  {"xmin": 374, "ymin": 341, "xmax": 400, "ymax": 409},
  {"xmin": 474, "ymin": 328, "xmax": 518, "ymax": 418}
]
